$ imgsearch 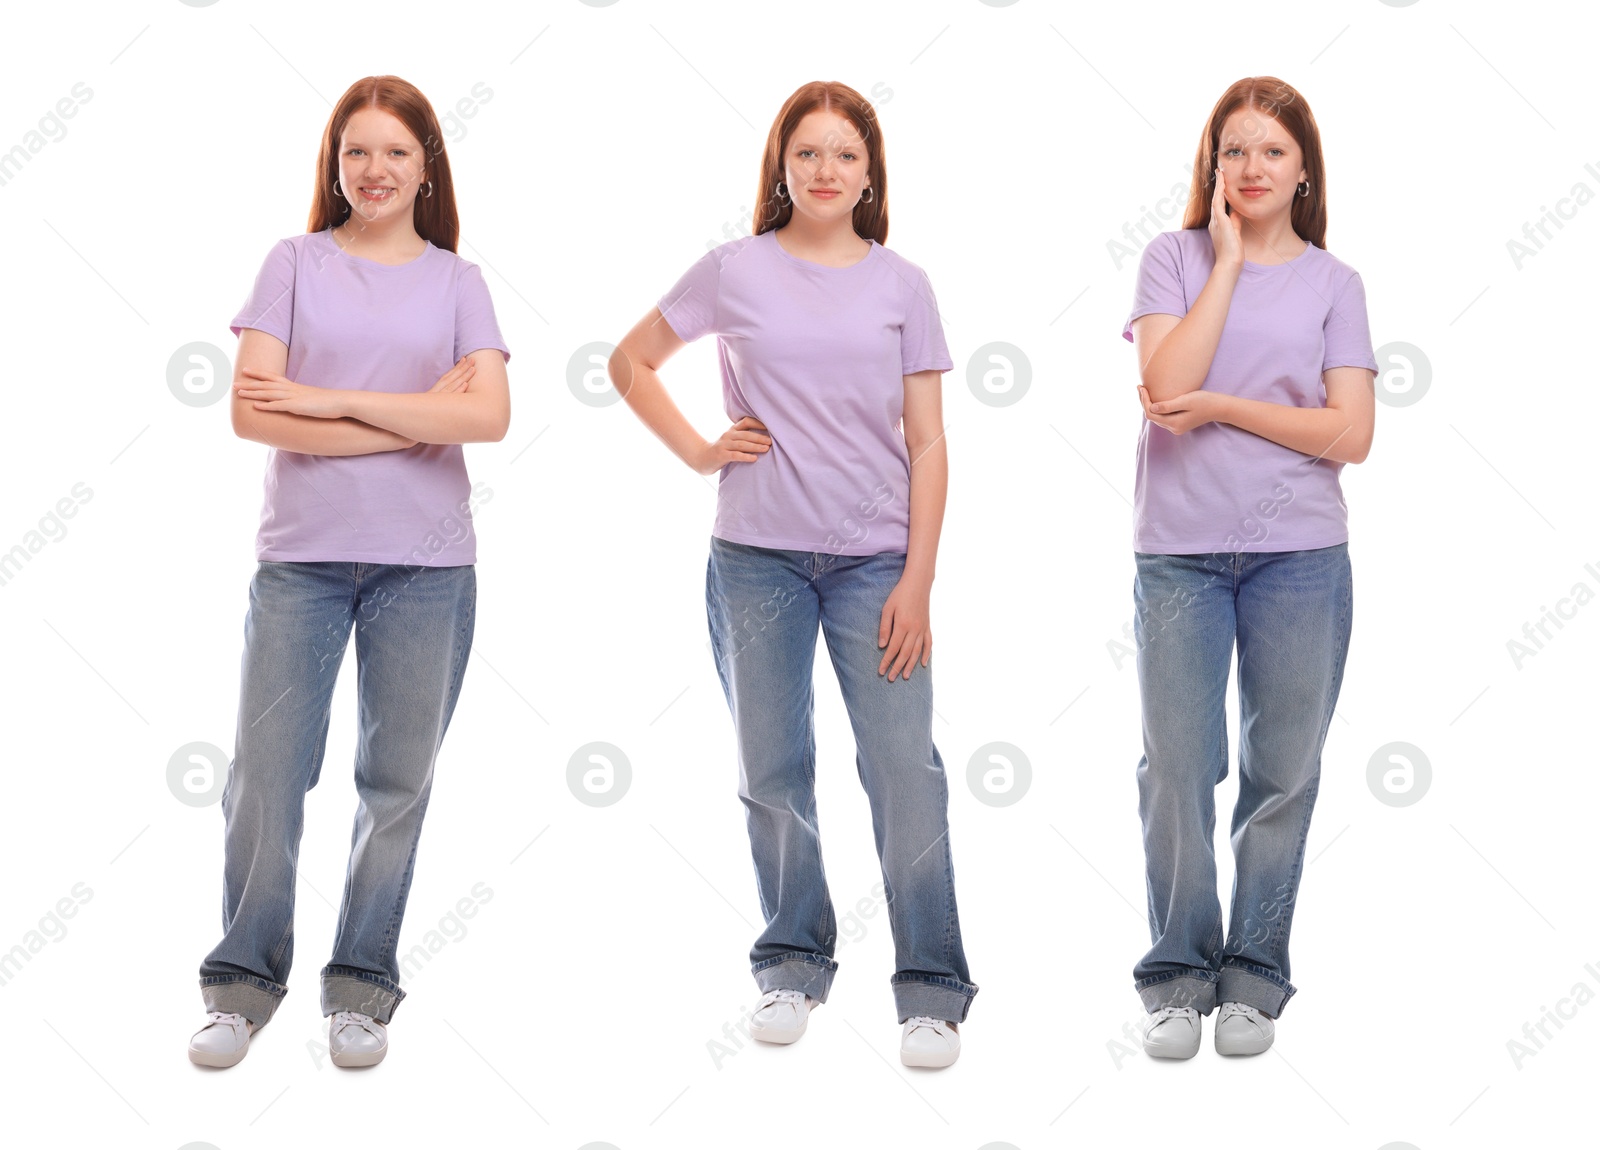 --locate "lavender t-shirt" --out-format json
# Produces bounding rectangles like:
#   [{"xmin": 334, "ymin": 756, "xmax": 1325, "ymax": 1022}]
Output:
[
  {"xmin": 658, "ymin": 230, "xmax": 953, "ymax": 555},
  {"xmin": 1122, "ymin": 228, "xmax": 1378, "ymax": 554},
  {"xmin": 229, "ymin": 228, "xmax": 510, "ymax": 565}
]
